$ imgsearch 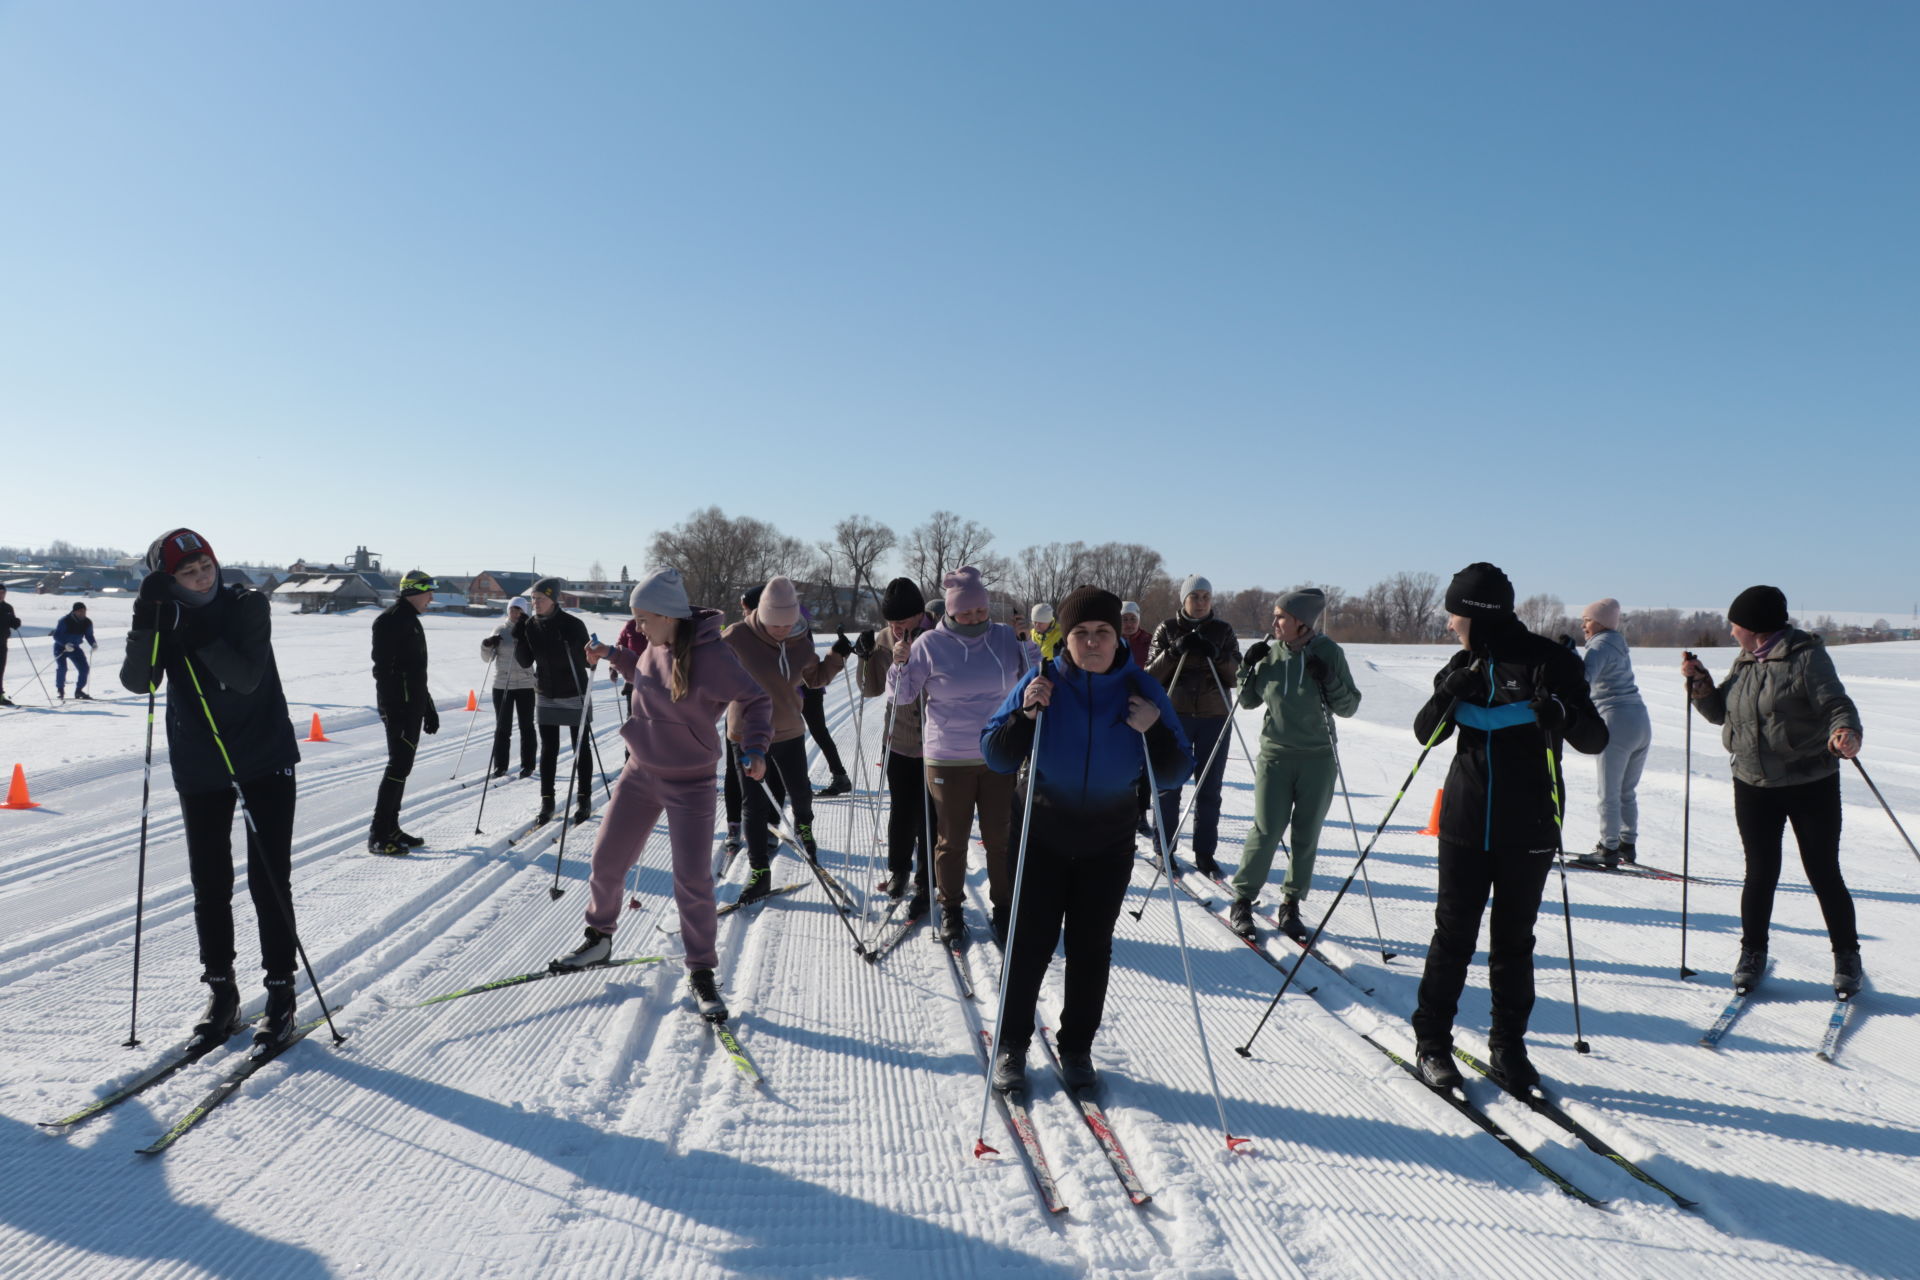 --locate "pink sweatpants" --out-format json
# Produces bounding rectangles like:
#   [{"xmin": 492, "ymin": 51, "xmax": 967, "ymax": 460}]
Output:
[{"xmin": 584, "ymin": 762, "xmax": 719, "ymax": 970}]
